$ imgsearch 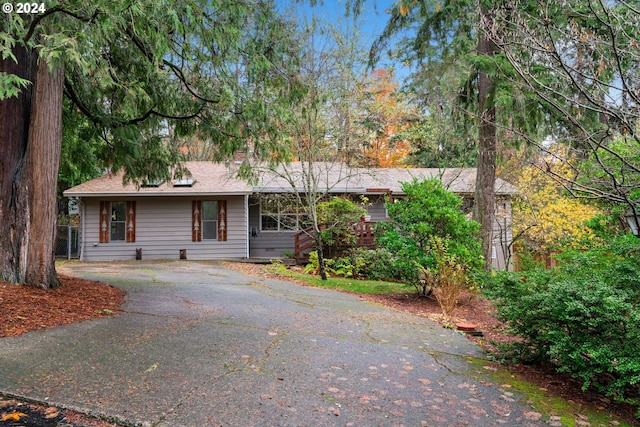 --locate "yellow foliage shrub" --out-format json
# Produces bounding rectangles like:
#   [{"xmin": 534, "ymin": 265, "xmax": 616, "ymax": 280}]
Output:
[{"xmin": 511, "ymin": 161, "xmax": 602, "ymax": 253}]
